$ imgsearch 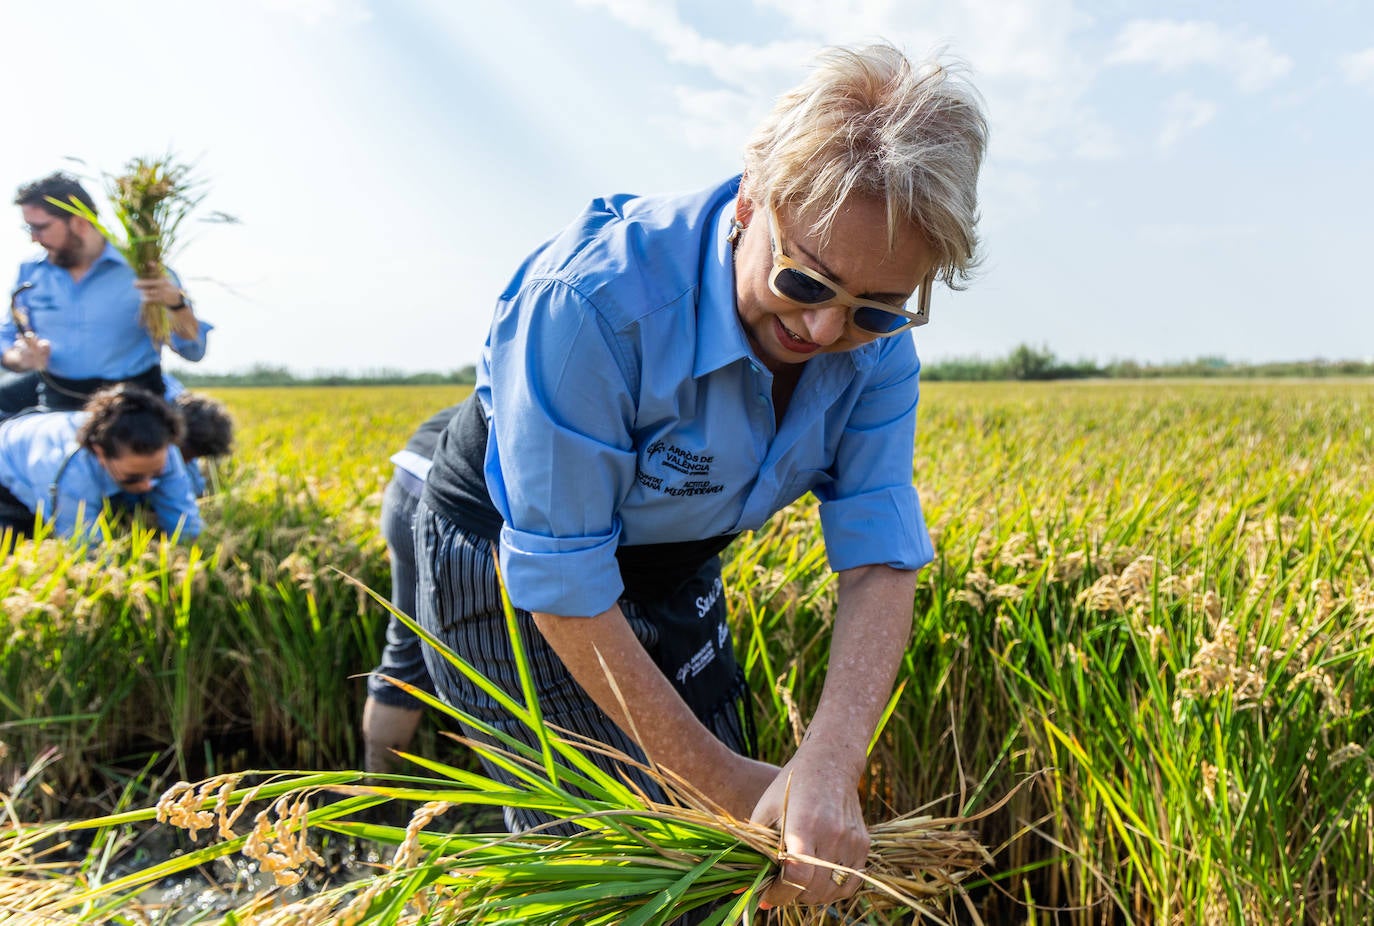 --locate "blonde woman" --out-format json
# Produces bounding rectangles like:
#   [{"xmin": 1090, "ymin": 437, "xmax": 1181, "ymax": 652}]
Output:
[{"xmin": 417, "ymin": 43, "xmax": 987, "ymax": 912}]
